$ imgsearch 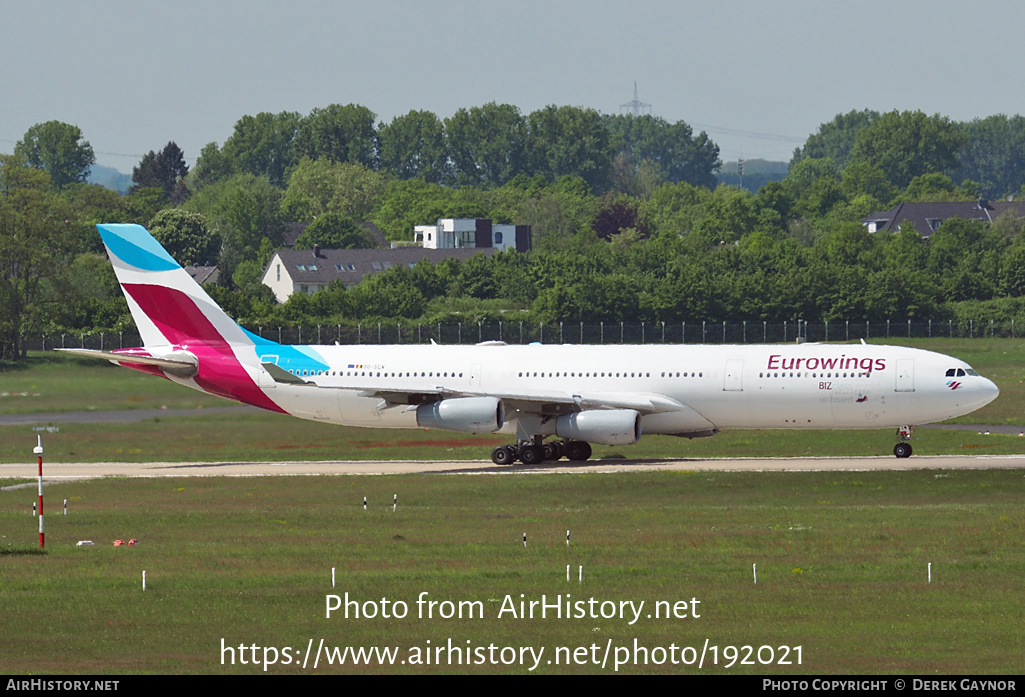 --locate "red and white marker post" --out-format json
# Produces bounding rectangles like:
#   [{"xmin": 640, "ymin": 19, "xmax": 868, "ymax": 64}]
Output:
[{"xmin": 33, "ymin": 436, "xmax": 44, "ymax": 549}]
